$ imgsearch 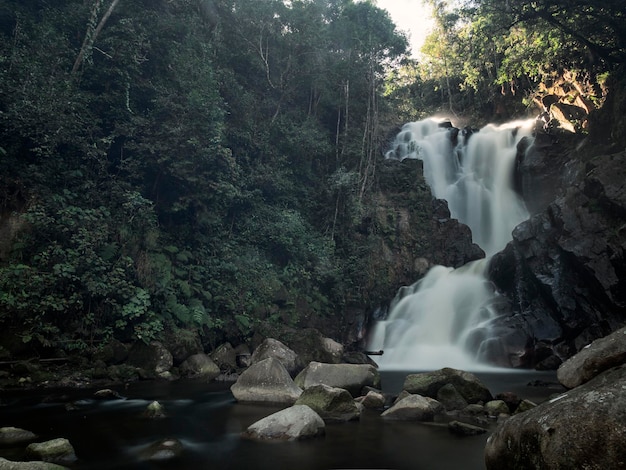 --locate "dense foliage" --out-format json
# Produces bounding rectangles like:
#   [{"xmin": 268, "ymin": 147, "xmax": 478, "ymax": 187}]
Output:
[
  {"xmin": 0, "ymin": 0, "xmax": 409, "ymax": 354},
  {"xmin": 406, "ymin": 0, "xmax": 626, "ymax": 120}
]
